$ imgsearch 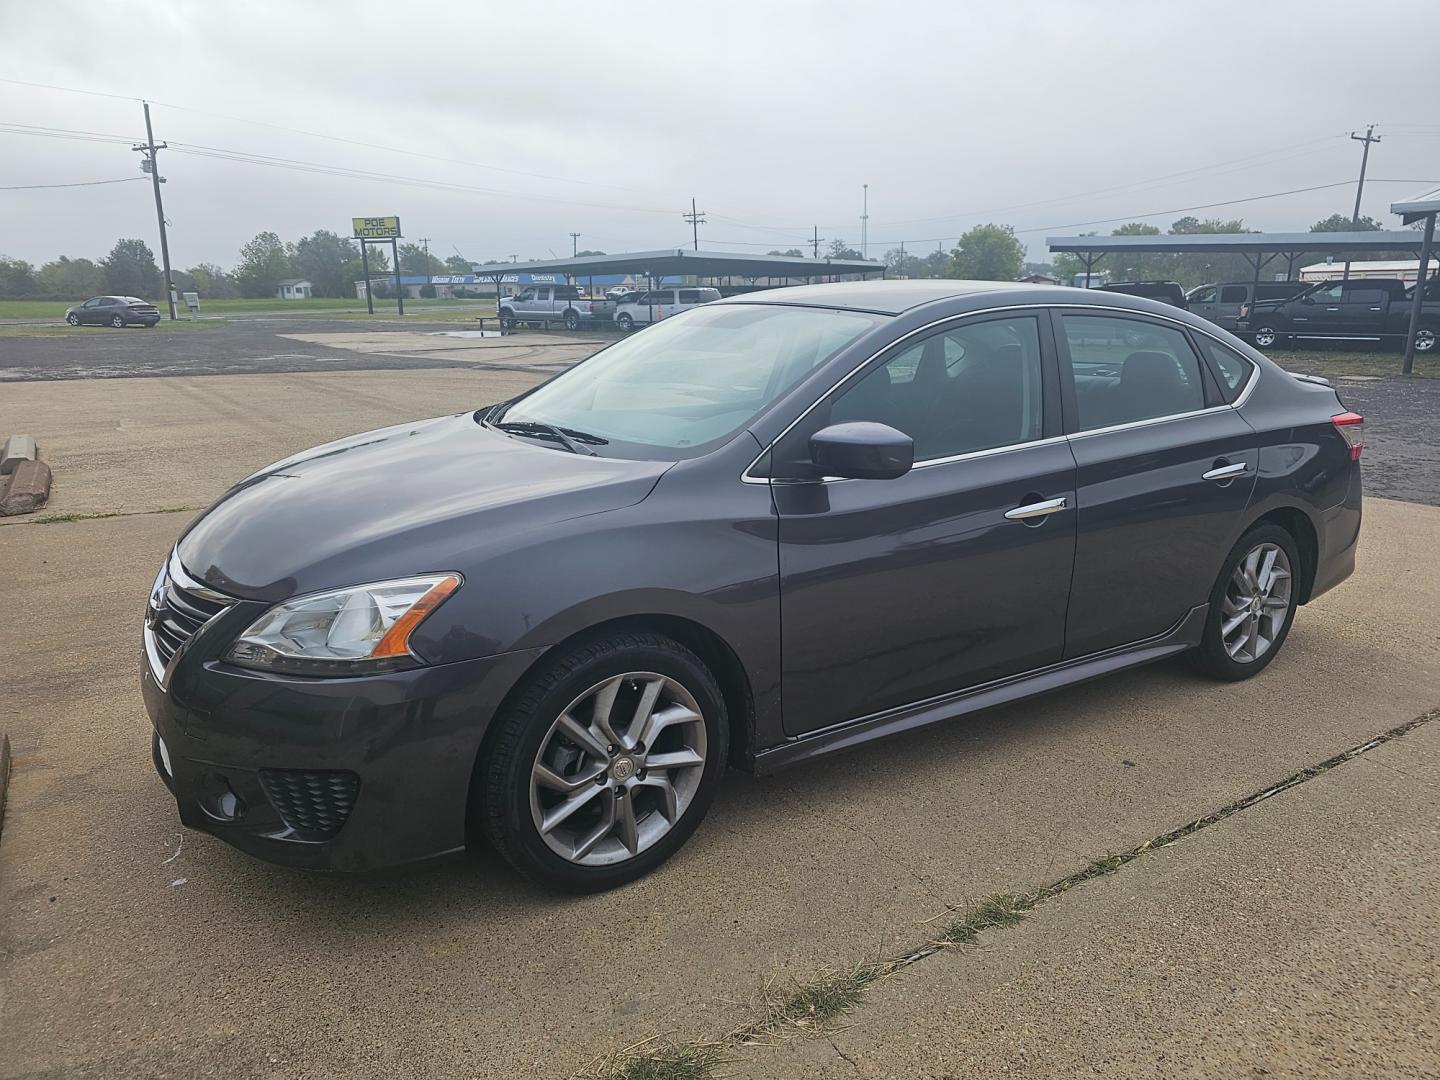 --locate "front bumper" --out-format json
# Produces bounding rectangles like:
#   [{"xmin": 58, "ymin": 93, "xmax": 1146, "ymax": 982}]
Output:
[{"xmin": 143, "ymin": 643, "xmax": 546, "ymax": 872}]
